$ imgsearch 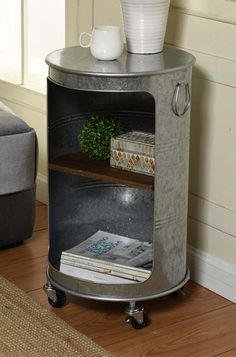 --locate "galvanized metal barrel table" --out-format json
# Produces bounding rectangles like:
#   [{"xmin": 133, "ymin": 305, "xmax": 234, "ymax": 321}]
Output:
[{"xmin": 44, "ymin": 46, "xmax": 195, "ymax": 328}]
